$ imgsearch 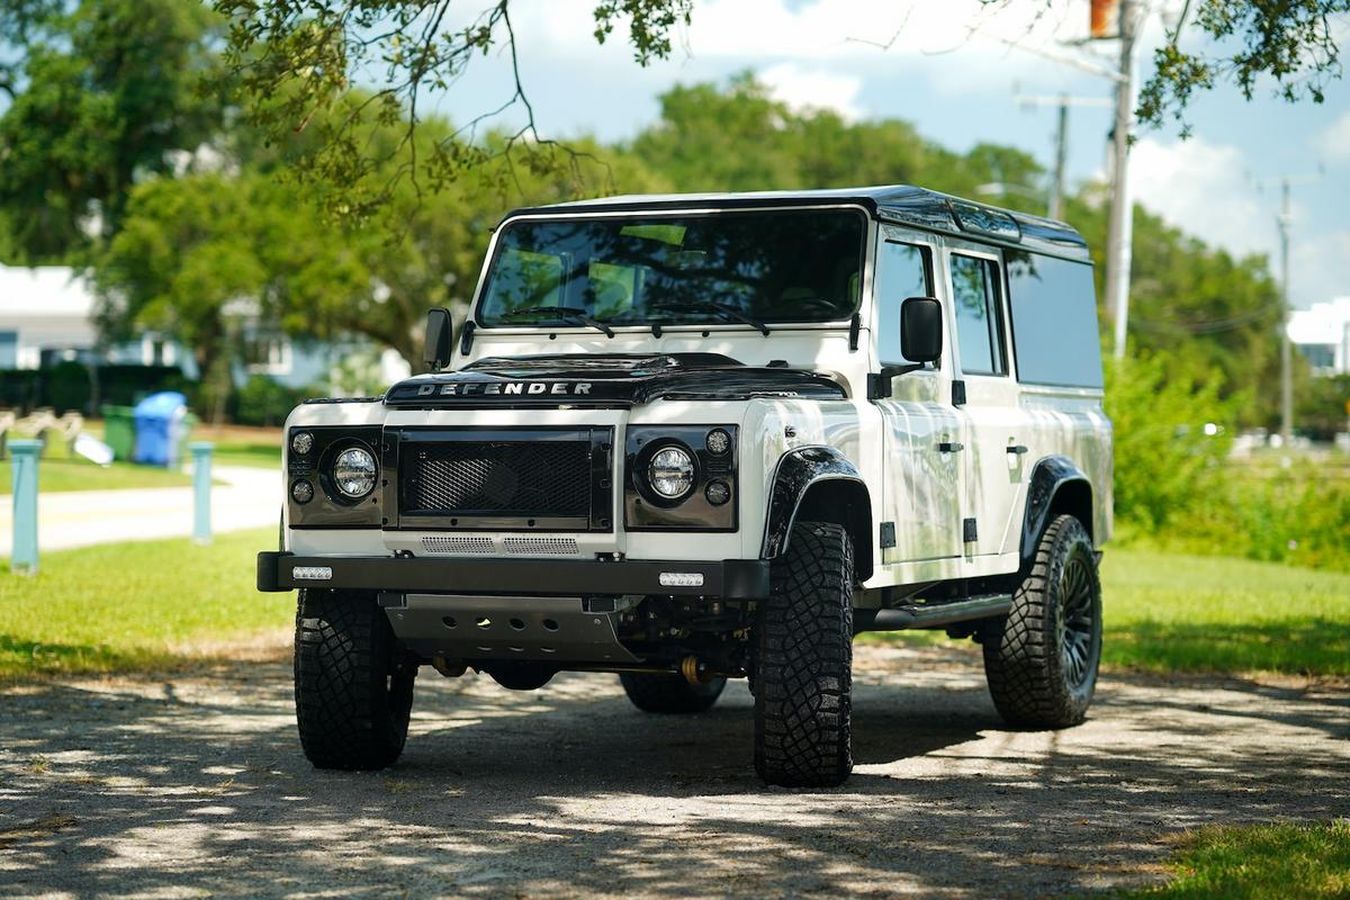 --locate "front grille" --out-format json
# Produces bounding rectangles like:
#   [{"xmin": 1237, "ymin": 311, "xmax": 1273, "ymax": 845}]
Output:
[
  {"xmin": 503, "ymin": 537, "xmax": 580, "ymax": 556},
  {"xmin": 394, "ymin": 427, "xmax": 612, "ymax": 530},
  {"xmin": 421, "ymin": 535, "xmax": 496, "ymax": 555}
]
